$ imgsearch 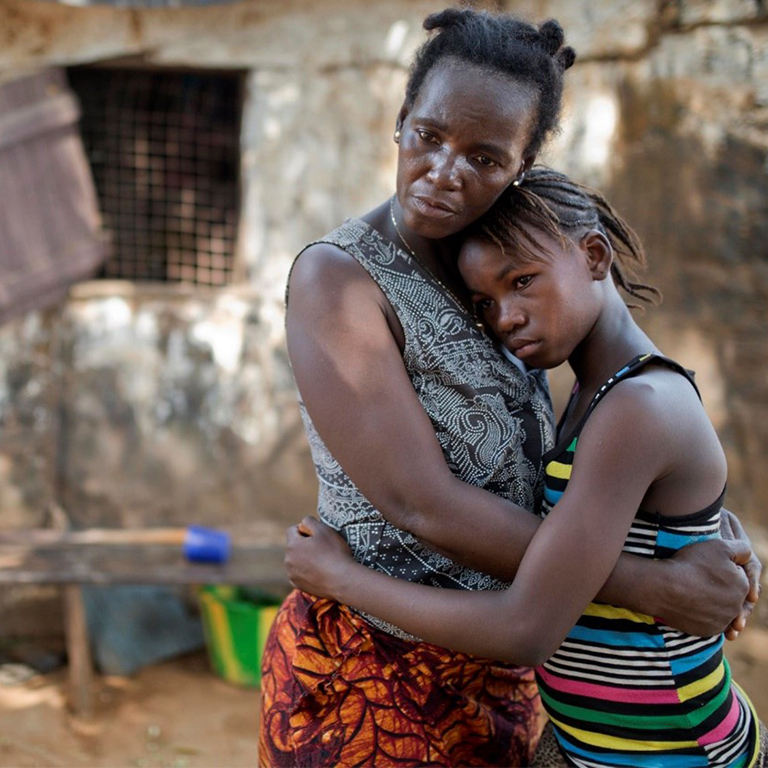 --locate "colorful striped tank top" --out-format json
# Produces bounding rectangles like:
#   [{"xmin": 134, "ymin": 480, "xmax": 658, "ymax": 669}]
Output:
[{"xmin": 538, "ymin": 353, "xmax": 759, "ymax": 768}]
